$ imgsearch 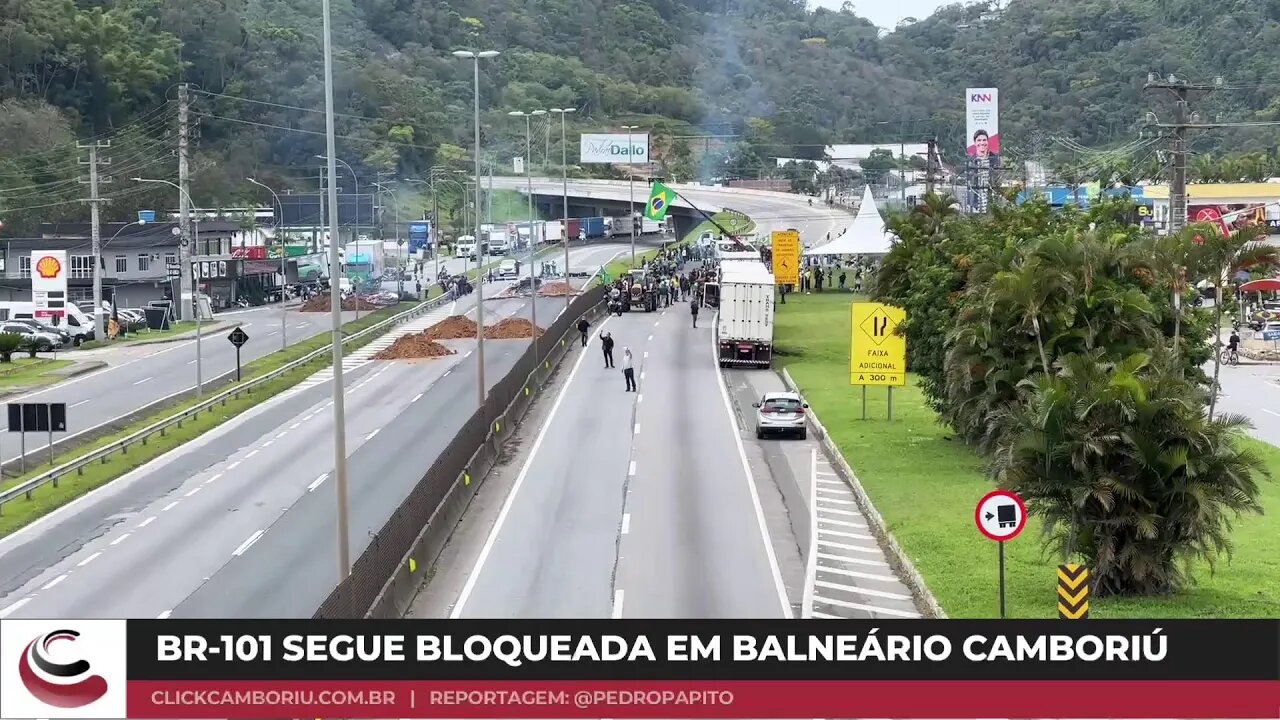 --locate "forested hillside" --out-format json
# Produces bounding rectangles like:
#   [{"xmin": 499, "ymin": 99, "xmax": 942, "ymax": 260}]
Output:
[{"xmin": 3, "ymin": 0, "xmax": 1280, "ymax": 234}]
